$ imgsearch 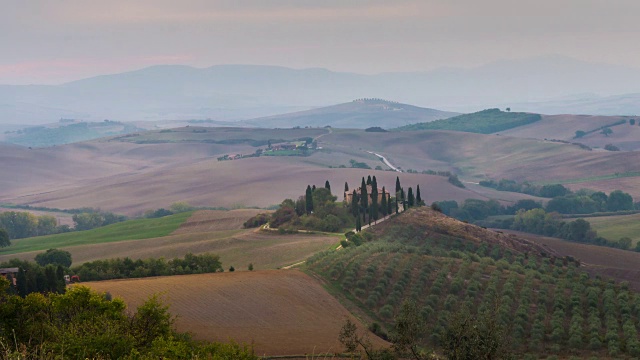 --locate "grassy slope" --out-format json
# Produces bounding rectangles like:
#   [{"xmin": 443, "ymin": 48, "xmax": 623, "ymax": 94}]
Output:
[
  {"xmin": 306, "ymin": 207, "xmax": 640, "ymax": 357},
  {"xmin": 585, "ymin": 213, "xmax": 640, "ymax": 245},
  {"xmin": 0, "ymin": 212, "xmax": 192, "ymax": 255},
  {"xmin": 395, "ymin": 108, "xmax": 542, "ymax": 134}
]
